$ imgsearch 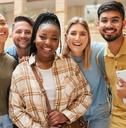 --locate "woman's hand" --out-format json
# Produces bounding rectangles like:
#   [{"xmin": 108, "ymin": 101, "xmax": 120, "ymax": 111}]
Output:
[{"xmin": 48, "ymin": 110, "xmax": 69, "ymax": 127}]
